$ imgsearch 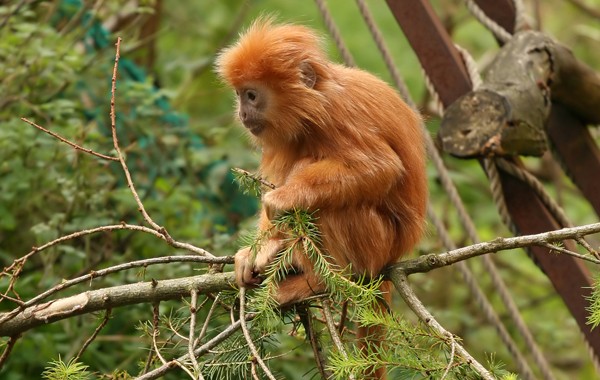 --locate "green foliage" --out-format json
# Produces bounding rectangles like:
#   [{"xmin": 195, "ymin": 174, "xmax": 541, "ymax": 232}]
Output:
[
  {"xmin": 42, "ymin": 357, "xmax": 92, "ymax": 380},
  {"xmin": 242, "ymin": 206, "xmax": 383, "ymax": 331},
  {"xmin": 231, "ymin": 168, "xmax": 264, "ymax": 197},
  {"xmin": 330, "ymin": 311, "xmax": 476, "ymax": 379},
  {"xmin": 587, "ymin": 275, "xmax": 600, "ymax": 329}
]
